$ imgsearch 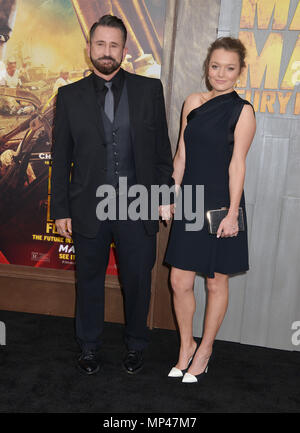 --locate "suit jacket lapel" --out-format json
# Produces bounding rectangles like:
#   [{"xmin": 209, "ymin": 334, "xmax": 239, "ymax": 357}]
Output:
[
  {"xmin": 78, "ymin": 73, "xmax": 105, "ymax": 144},
  {"xmin": 124, "ymin": 71, "xmax": 139, "ymax": 144}
]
